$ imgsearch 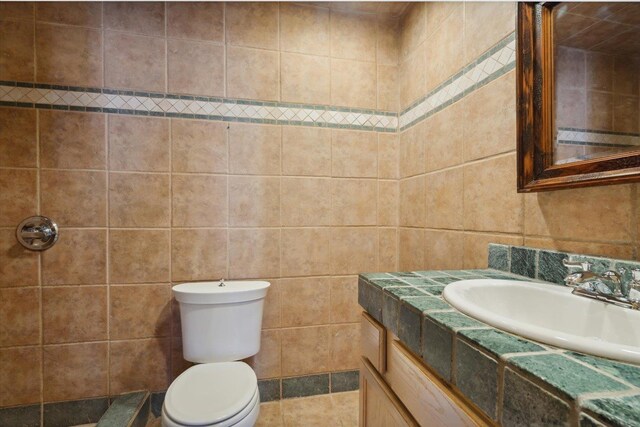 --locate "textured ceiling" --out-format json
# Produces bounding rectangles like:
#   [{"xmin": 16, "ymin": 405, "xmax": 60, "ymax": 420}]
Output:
[
  {"xmin": 555, "ymin": 2, "xmax": 640, "ymax": 55},
  {"xmin": 303, "ymin": 2, "xmax": 410, "ymax": 17}
]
